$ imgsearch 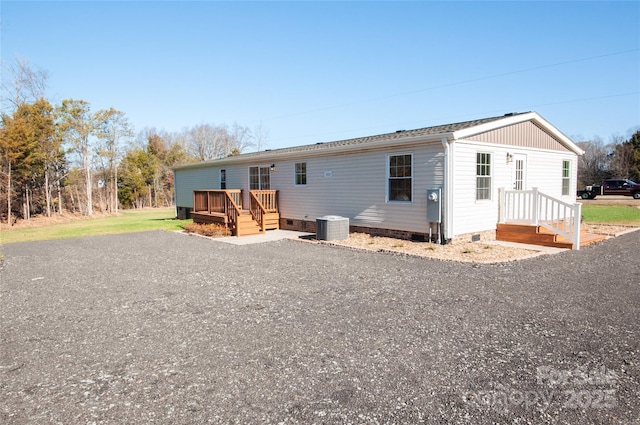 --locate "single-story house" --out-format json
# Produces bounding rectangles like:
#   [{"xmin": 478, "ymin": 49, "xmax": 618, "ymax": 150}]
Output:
[{"xmin": 174, "ymin": 111, "xmax": 589, "ymax": 247}]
